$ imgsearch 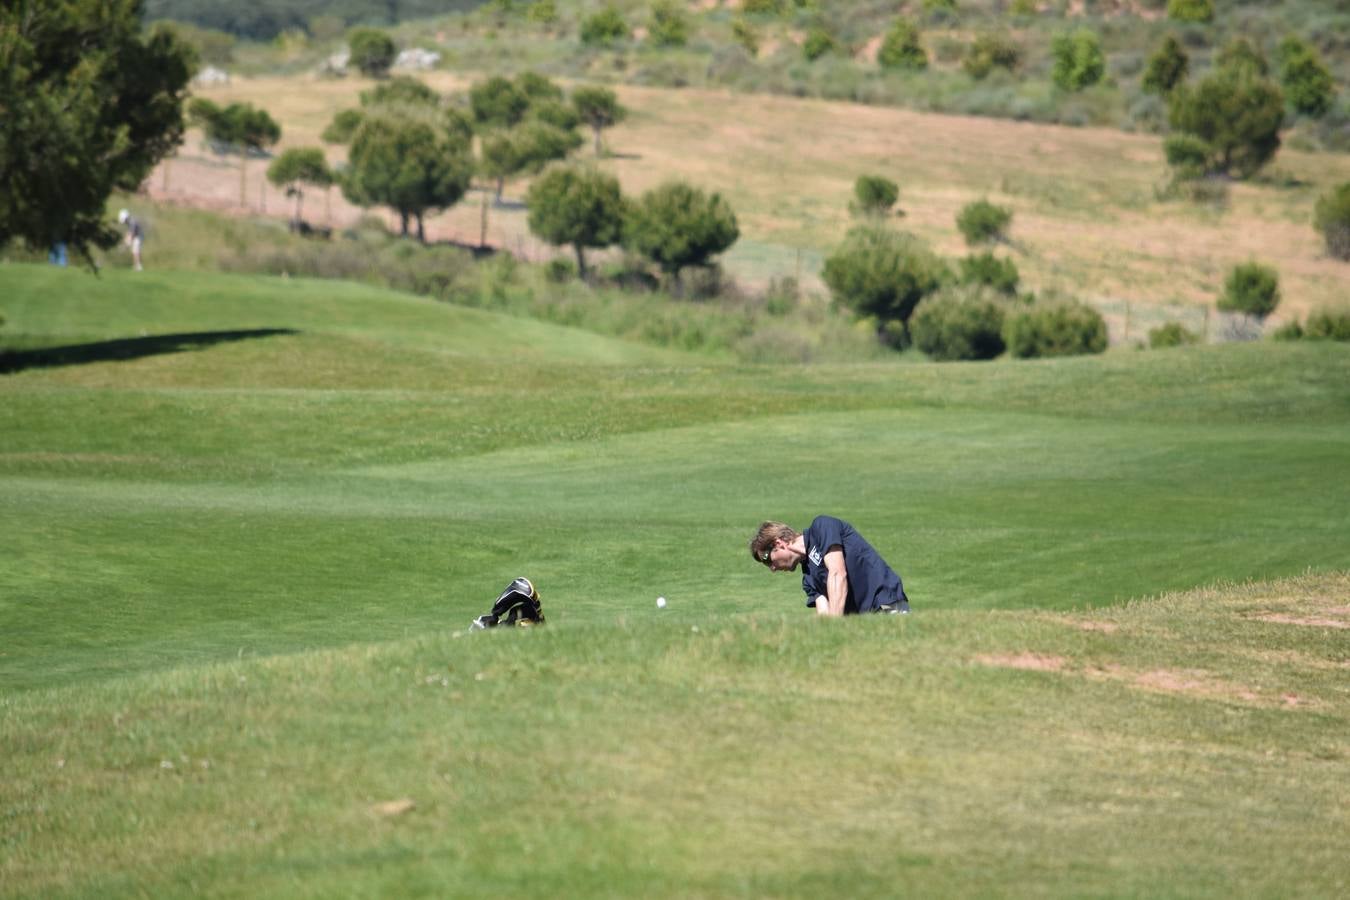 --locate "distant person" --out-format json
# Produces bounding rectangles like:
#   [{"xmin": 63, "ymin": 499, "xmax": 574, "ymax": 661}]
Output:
[
  {"xmin": 48, "ymin": 241, "xmax": 68, "ymax": 267},
  {"xmin": 750, "ymin": 516, "xmax": 910, "ymax": 616},
  {"xmin": 117, "ymin": 208, "xmax": 143, "ymax": 271}
]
